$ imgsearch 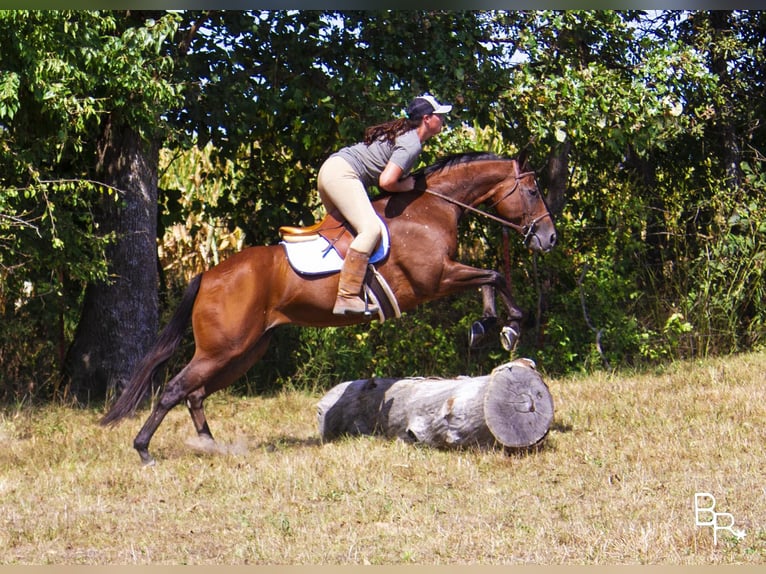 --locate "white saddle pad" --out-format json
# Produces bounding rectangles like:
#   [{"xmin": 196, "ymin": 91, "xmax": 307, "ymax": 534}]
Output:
[{"xmin": 281, "ymin": 223, "xmax": 390, "ymax": 275}]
